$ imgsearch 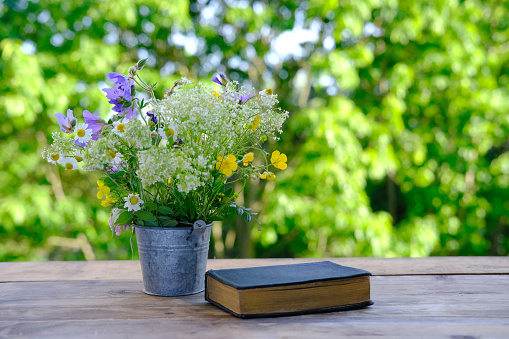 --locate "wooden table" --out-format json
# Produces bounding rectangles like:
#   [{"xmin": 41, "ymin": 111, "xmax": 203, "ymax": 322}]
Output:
[{"xmin": 1, "ymin": 257, "xmax": 509, "ymax": 338}]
